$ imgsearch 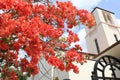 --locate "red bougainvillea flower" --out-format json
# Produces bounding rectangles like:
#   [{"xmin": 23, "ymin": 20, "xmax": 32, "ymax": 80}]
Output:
[
  {"xmin": 48, "ymin": 56, "xmax": 65, "ymax": 71},
  {"xmin": 0, "ymin": 40, "xmax": 9, "ymax": 50},
  {"xmin": 77, "ymin": 9, "xmax": 95, "ymax": 28},
  {"xmin": 65, "ymin": 48, "xmax": 85, "ymax": 62},
  {"xmin": 67, "ymin": 30, "xmax": 79, "ymax": 45},
  {"xmin": 65, "ymin": 62, "xmax": 79, "ymax": 73}
]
